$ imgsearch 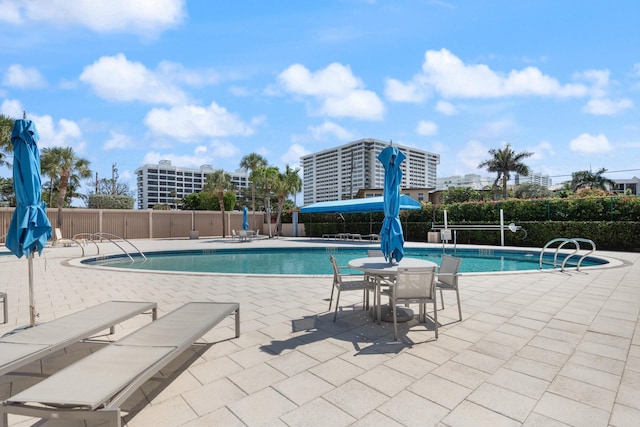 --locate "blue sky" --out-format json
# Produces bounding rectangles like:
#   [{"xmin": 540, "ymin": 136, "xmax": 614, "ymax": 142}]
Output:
[{"xmin": 1, "ymin": 0, "xmax": 639, "ymax": 200}]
